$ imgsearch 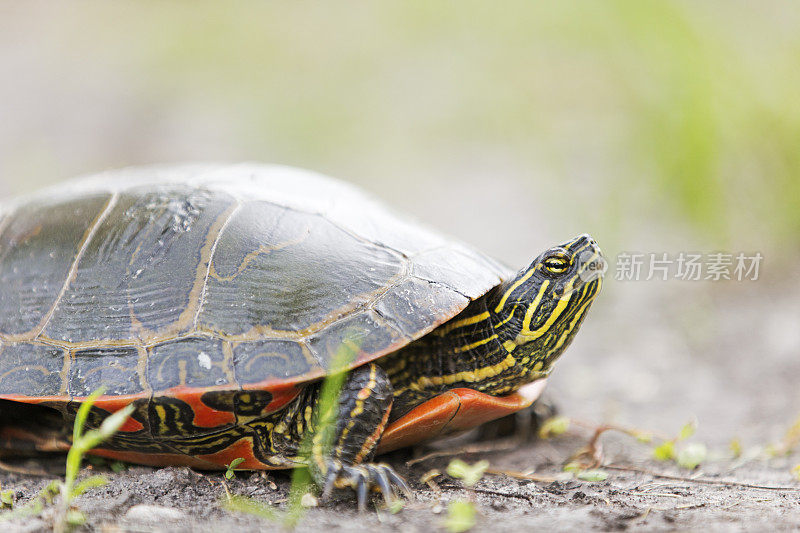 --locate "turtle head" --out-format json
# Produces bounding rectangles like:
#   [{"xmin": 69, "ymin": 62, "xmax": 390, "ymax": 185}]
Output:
[{"xmin": 489, "ymin": 234, "xmax": 605, "ymax": 378}]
